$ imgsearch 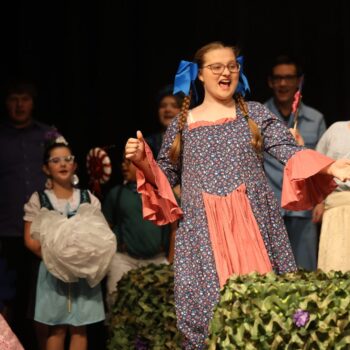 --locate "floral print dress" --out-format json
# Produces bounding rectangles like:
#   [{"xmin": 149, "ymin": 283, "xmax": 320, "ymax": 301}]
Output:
[{"xmin": 137, "ymin": 101, "xmax": 336, "ymax": 349}]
